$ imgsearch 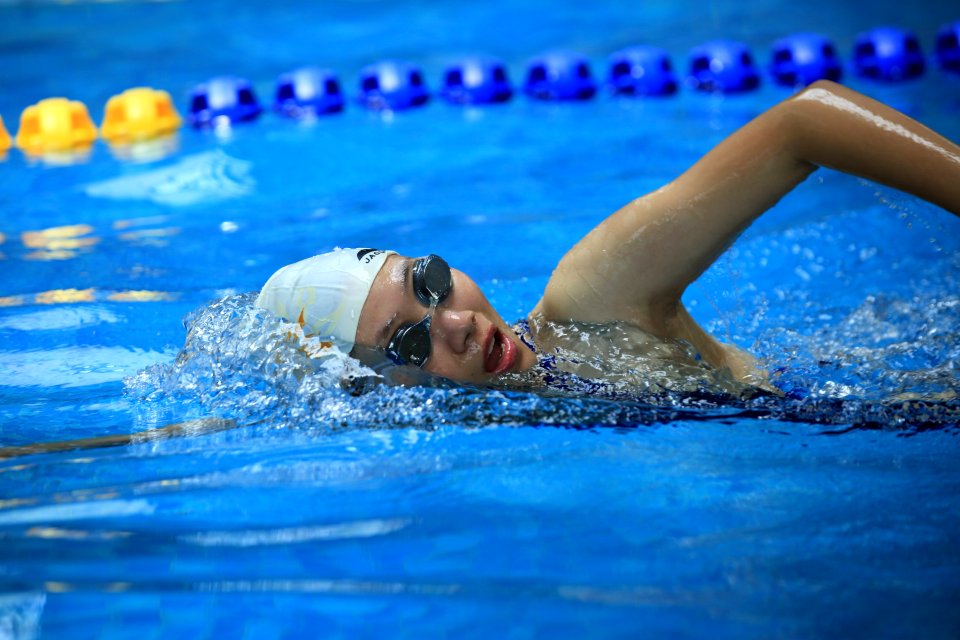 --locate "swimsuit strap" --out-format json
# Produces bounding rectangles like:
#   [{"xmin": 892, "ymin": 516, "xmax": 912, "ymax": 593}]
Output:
[
  {"xmin": 513, "ymin": 318, "xmax": 538, "ymax": 353},
  {"xmin": 512, "ymin": 318, "xmax": 609, "ymax": 396}
]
